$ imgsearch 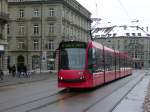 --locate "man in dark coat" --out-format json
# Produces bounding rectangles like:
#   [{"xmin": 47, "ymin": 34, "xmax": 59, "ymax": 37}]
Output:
[{"xmin": 12, "ymin": 64, "xmax": 16, "ymax": 77}]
